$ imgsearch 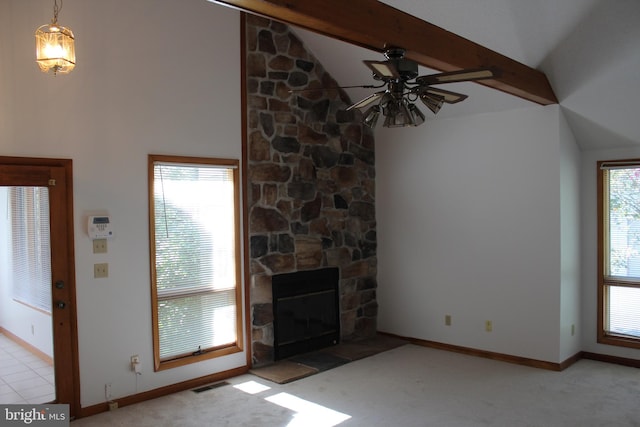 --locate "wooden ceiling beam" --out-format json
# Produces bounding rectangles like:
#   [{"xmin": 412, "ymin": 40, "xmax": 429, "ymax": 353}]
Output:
[{"xmin": 210, "ymin": 0, "xmax": 558, "ymax": 105}]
